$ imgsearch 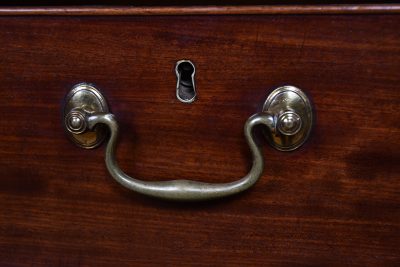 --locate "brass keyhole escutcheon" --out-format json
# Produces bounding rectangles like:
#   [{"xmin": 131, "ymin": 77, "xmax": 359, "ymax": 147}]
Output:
[{"xmin": 175, "ymin": 60, "xmax": 196, "ymax": 103}]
